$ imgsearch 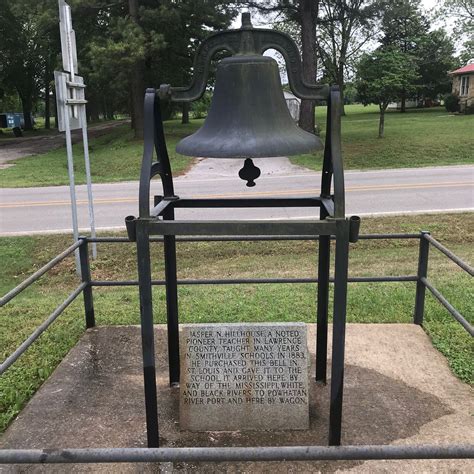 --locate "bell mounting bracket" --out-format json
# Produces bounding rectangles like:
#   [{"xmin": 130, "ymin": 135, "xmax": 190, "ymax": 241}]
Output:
[{"xmin": 159, "ymin": 13, "xmax": 329, "ymax": 103}]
